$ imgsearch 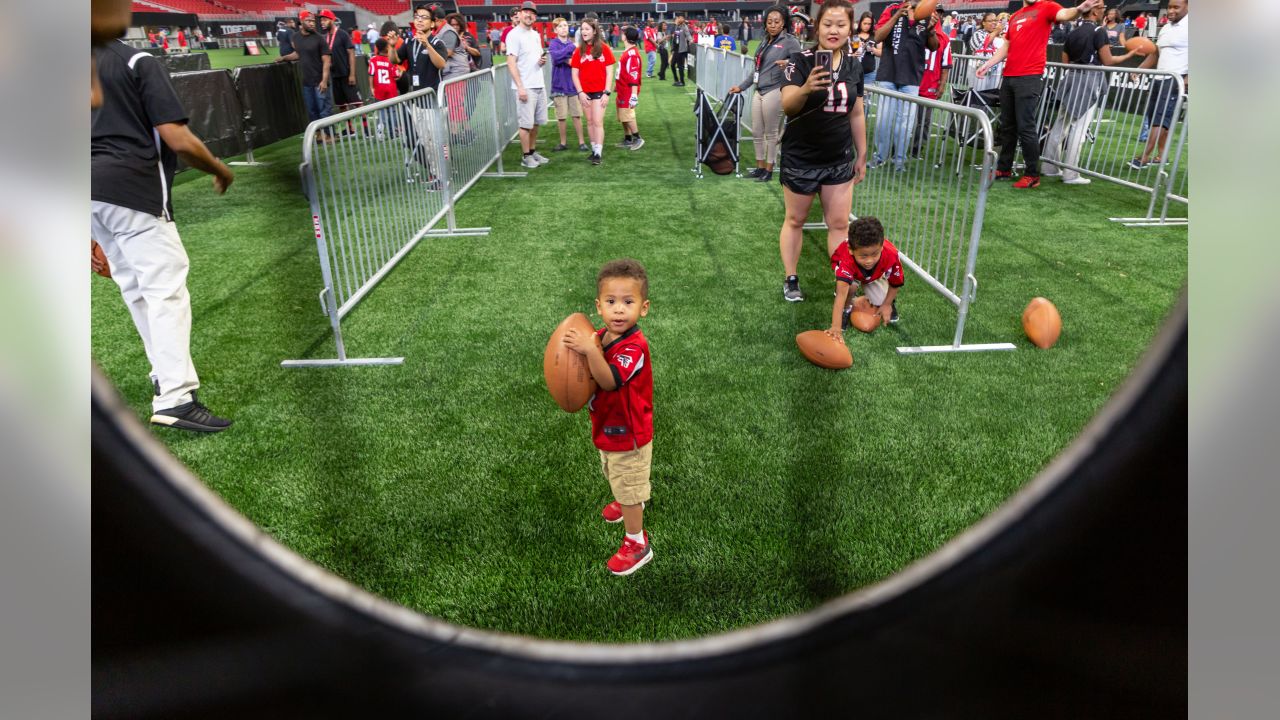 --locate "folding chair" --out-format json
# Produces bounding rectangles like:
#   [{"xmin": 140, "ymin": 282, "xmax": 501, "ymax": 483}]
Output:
[{"xmin": 692, "ymin": 89, "xmax": 743, "ymax": 179}]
